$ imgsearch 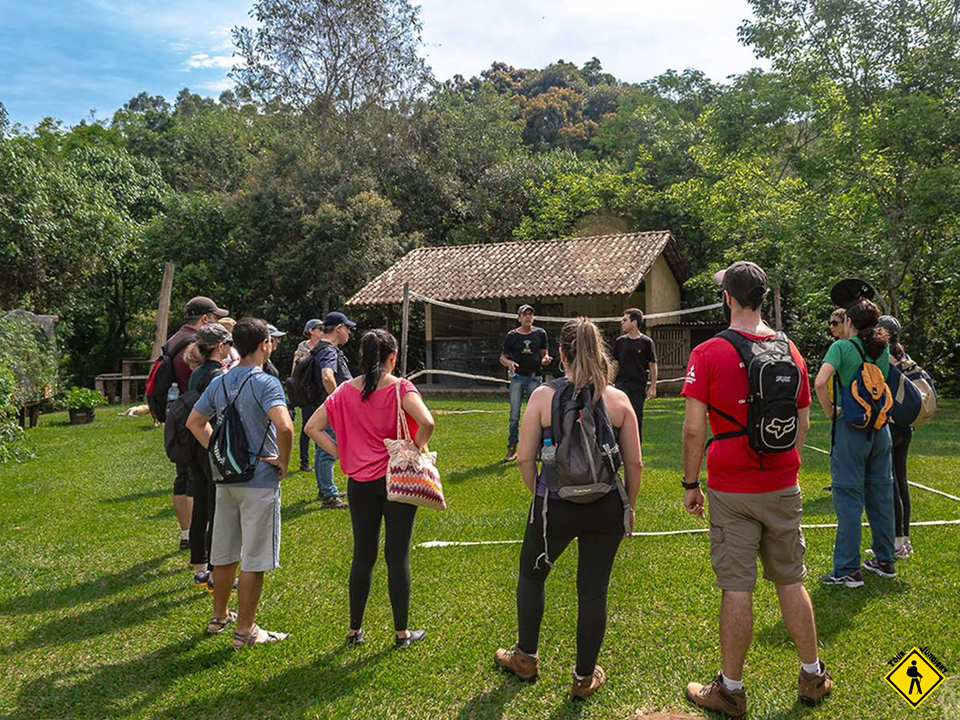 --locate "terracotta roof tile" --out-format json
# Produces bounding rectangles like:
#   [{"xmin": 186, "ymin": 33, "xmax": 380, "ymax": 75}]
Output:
[{"xmin": 347, "ymin": 231, "xmax": 687, "ymax": 306}]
